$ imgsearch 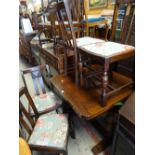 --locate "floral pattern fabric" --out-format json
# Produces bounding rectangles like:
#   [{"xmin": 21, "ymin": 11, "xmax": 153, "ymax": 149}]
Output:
[
  {"xmin": 28, "ymin": 113, "xmax": 68, "ymax": 150},
  {"xmin": 32, "ymin": 92, "xmax": 62, "ymax": 114}
]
